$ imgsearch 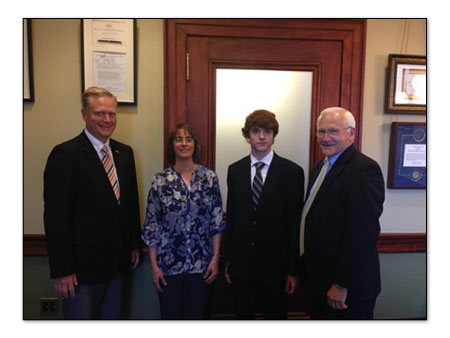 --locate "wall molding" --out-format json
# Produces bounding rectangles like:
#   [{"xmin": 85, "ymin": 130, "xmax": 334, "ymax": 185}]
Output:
[
  {"xmin": 377, "ymin": 233, "xmax": 426, "ymax": 253},
  {"xmin": 23, "ymin": 234, "xmax": 47, "ymax": 256},
  {"xmin": 24, "ymin": 233, "xmax": 426, "ymax": 256}
]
